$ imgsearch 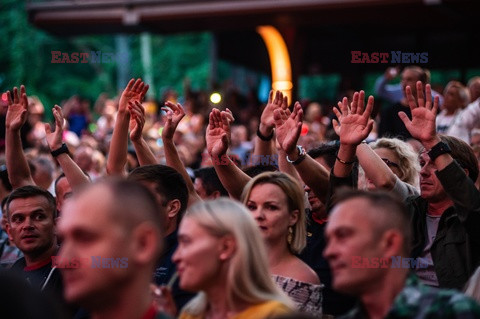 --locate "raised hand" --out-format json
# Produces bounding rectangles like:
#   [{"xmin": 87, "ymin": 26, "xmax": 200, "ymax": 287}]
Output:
[
  {"xmin": 118, "ymin": 78, "xmax": 149, "ymax": 113},
  {"xmin": 260, "ymin": 90, "xmax": 288, "ymax": 135},
  {"xmin": 128, "ymin": 100, "xmax": 146, "ymax": 142},
  {"xmin": 45, "ymin": 105, "xmax": 65, "ymax": 151},
  {"xmin": 206, "ymin": 108, "xmax": 230, "ymax": 158},
  {"xmin": 332, "ymin": 91, "xmax": 374, "ymax": 146},
  {"xmin": 6, "ymin": 85, "xmax": 28, "ymax": 131},
  {"xmin": 161, "ymin": 101, "xmax": 186, "ymax": 140},
  {"xmin": 274, "ymin": 102, "xmax": 302, "ymax": 155},
  {"xmin": 398, "ymin": 81, "xmax": 439, "ymax": 146}
]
